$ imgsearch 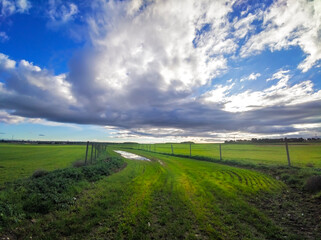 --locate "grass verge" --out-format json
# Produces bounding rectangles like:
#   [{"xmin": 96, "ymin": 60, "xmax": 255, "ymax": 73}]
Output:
[{"xmin": 0, "ymin": 154, "xmax": 124, "ymax": 234}]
